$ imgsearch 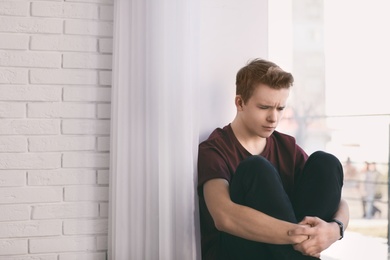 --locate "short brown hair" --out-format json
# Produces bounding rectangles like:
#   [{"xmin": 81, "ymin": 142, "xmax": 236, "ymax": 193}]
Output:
[{"xmin": 236, "ymin": 58, "xmax": 294, "ymax": 103}]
